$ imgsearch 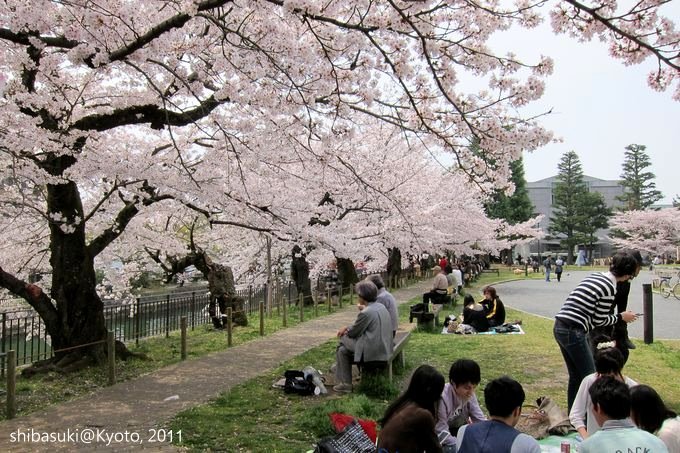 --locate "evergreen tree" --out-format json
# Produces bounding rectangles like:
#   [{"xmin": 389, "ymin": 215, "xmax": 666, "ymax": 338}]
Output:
[
  {"xmin": 576, "ymin": 191, "xmax": 611, "ymax": 260},
  {"xmin": 617, "ymin": 144, "xmax": 663, "ymax": 210},
  {"xmin": 484, "ymin": 158, "xmax": 534, "ymax": 264},
  {"xmin": 484, "ymin": 158, "xmax": 534, "ymax": 224},
  {"xmin": 549, "ymin": 151, "xmax": 589, "ymax": 264}
]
